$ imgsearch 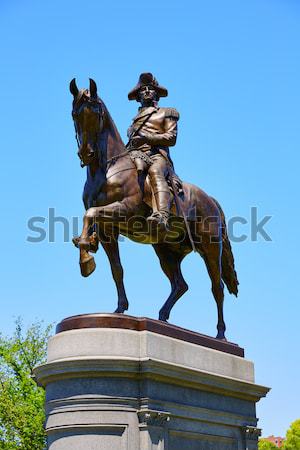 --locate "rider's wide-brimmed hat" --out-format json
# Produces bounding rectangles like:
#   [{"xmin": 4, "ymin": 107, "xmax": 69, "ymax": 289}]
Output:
[{"xmin": 128, "ymin": 72, "xmax": 168, "ymax": 101}]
